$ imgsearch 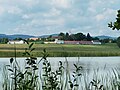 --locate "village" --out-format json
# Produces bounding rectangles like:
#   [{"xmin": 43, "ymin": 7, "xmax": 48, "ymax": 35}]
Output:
[
  {"xmin": 7, "ymin": 37, "xmax": 101, "ymax": 45},
  {"xmin": 6, "ymin": 32, "xmax": 103, "ymax": 45}
]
